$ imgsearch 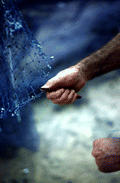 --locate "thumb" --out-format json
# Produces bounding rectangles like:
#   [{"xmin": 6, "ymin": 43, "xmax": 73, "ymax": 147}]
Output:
[{"xmin": 41, "ymin": 75, "xmax": 61, "ymax": 90}]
